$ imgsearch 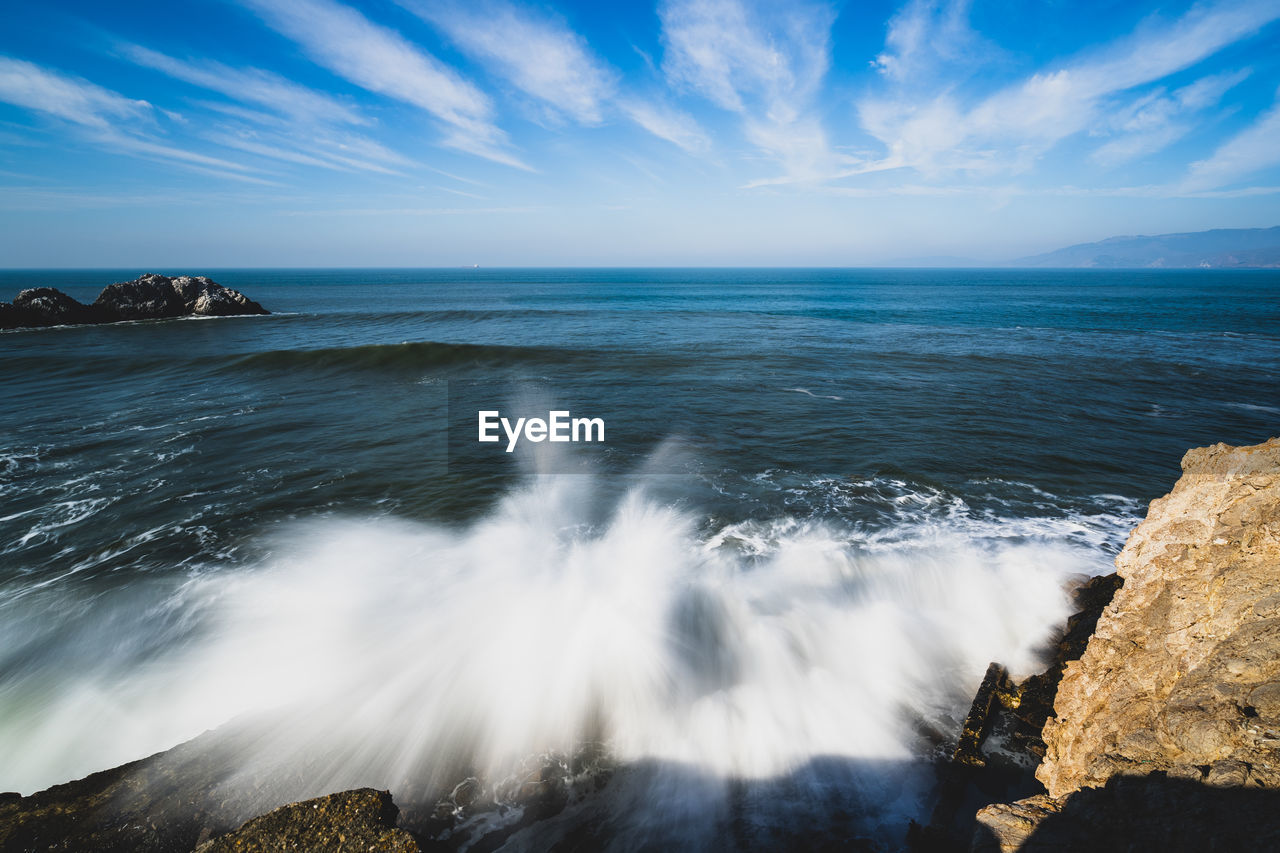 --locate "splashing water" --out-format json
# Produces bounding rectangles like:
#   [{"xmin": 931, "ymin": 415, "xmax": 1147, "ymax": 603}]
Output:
[{"xmin": 0, "ymin": 468, "xmax": 1130, "ymax": 845}]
